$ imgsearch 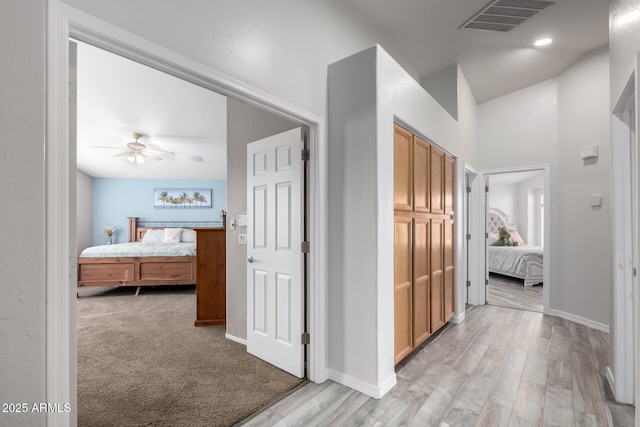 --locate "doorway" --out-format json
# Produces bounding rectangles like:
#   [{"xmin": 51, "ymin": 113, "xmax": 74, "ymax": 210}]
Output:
[
  {"xmin": 47, "ymin": 3, "xmax": 326, "ymax": 423},
  {"xmin": 485, "ymin": 170, "xmax": 545, "ymax": 313}
]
